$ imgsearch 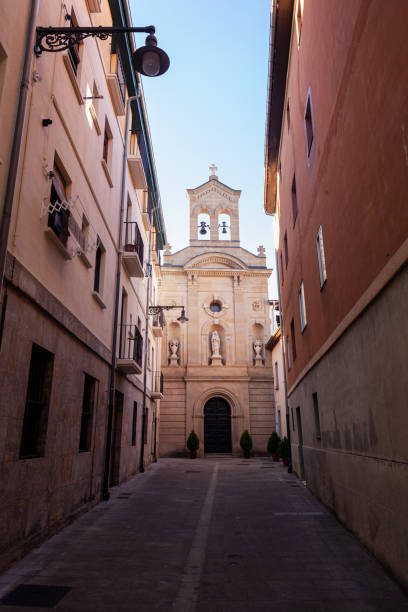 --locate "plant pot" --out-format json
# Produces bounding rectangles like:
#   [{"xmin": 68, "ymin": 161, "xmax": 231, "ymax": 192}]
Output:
[
  {"xmin": 272, "ymin": 453, "xmax": 279, "ymax": 462},
  {"xmin": 282, "ymin": 457, "xmax": 289, "ymax": 467}
]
